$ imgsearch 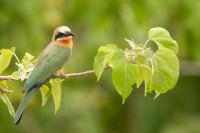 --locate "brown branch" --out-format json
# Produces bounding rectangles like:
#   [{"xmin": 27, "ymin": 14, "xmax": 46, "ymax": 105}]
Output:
[
  {"xmin": 52, "ymin": 69, "xmax": 95, "ymax": 79},
  {"xmin": 0, "ymin": 69, "xmax": 98, "ymax": 81},
  {"xmin": 0, "ymin": 70, "xmax": 95, "ymax": 81},
  {"xmin": 0, "ymin": 69, "xmax": 97, "ymax": 93},
  {"xmin": 0, "ymin": 68, "xmax": 110, "ymax": 93},
  {"xmin": 0, "ymin": 66, "xmax": 111, "ymax": 81},
  {"xmin": 0, "ymin": 75, "xmax": 13, "ymax": 81},
  {"xmin": 0, "ymin": 67, "xmax": 110, "ymax": 93}
]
